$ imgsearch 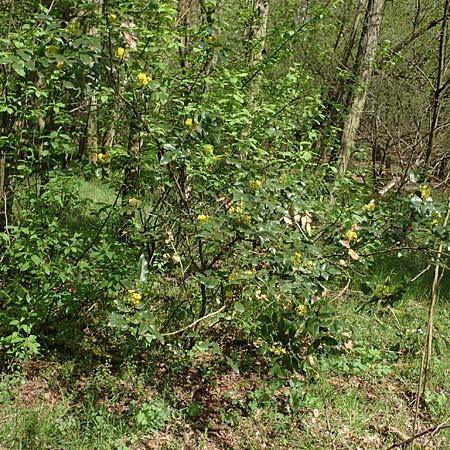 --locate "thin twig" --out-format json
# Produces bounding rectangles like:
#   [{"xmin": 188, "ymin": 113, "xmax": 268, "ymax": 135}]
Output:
[
  {"xmin": 410, "ymin": 264, "xmax": 431, "ymax": 282},
  {"xmin": 161, "ymin": 305, "xmax": 225, "ymax": 337},
  {"xmin": 424, "ymin": 416, "xmax": 450, "ymax": 448},
  {"xmin": 331, "ymin": 278, "xmax": 351, "ymax": 302},
  {"xmin": 385, "ymin": 422, "xmax": 450, "ymax": 449}
]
